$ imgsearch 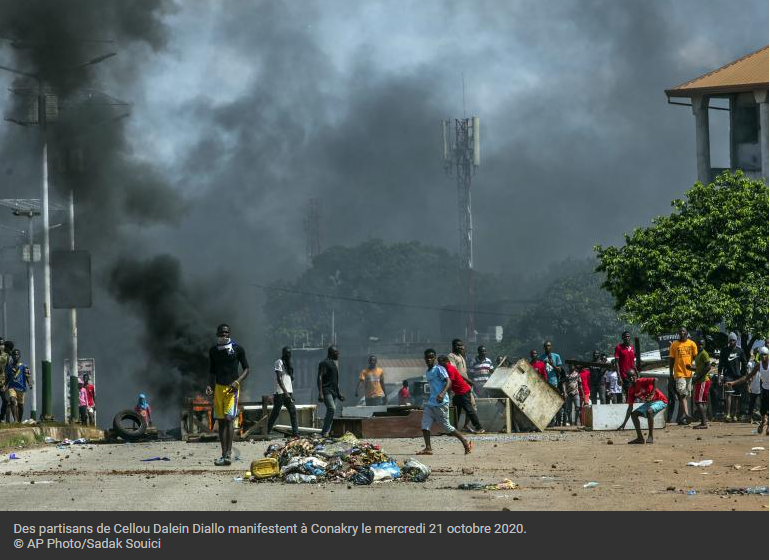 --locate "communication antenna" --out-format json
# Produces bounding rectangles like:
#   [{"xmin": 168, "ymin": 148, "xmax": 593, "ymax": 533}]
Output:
[{"xmin": 442, "ymin": 109, "xmax": 480, "ymax": 342}]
